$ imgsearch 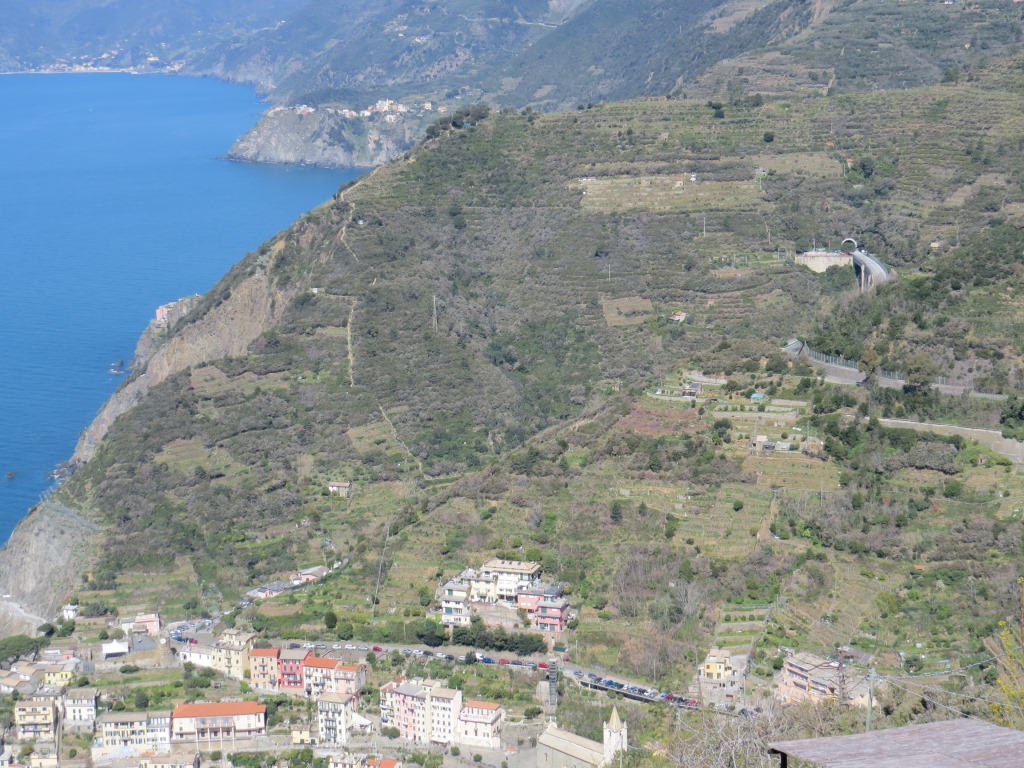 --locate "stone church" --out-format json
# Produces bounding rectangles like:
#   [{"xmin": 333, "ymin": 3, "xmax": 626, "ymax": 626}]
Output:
[{"xmin": 537, "ymin": 707, "xmax": 628, "ymax": 768}]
